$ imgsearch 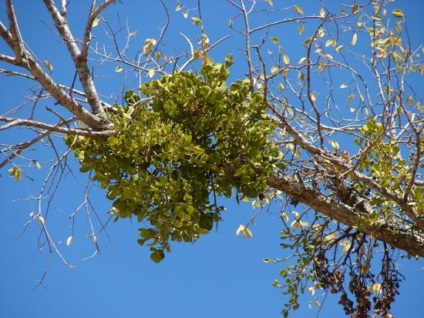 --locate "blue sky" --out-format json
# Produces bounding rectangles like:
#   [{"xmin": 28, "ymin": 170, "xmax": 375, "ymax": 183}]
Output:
[{"xmin": 1, "ymin": 1, "xmax": 424, "ymax": 317}]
